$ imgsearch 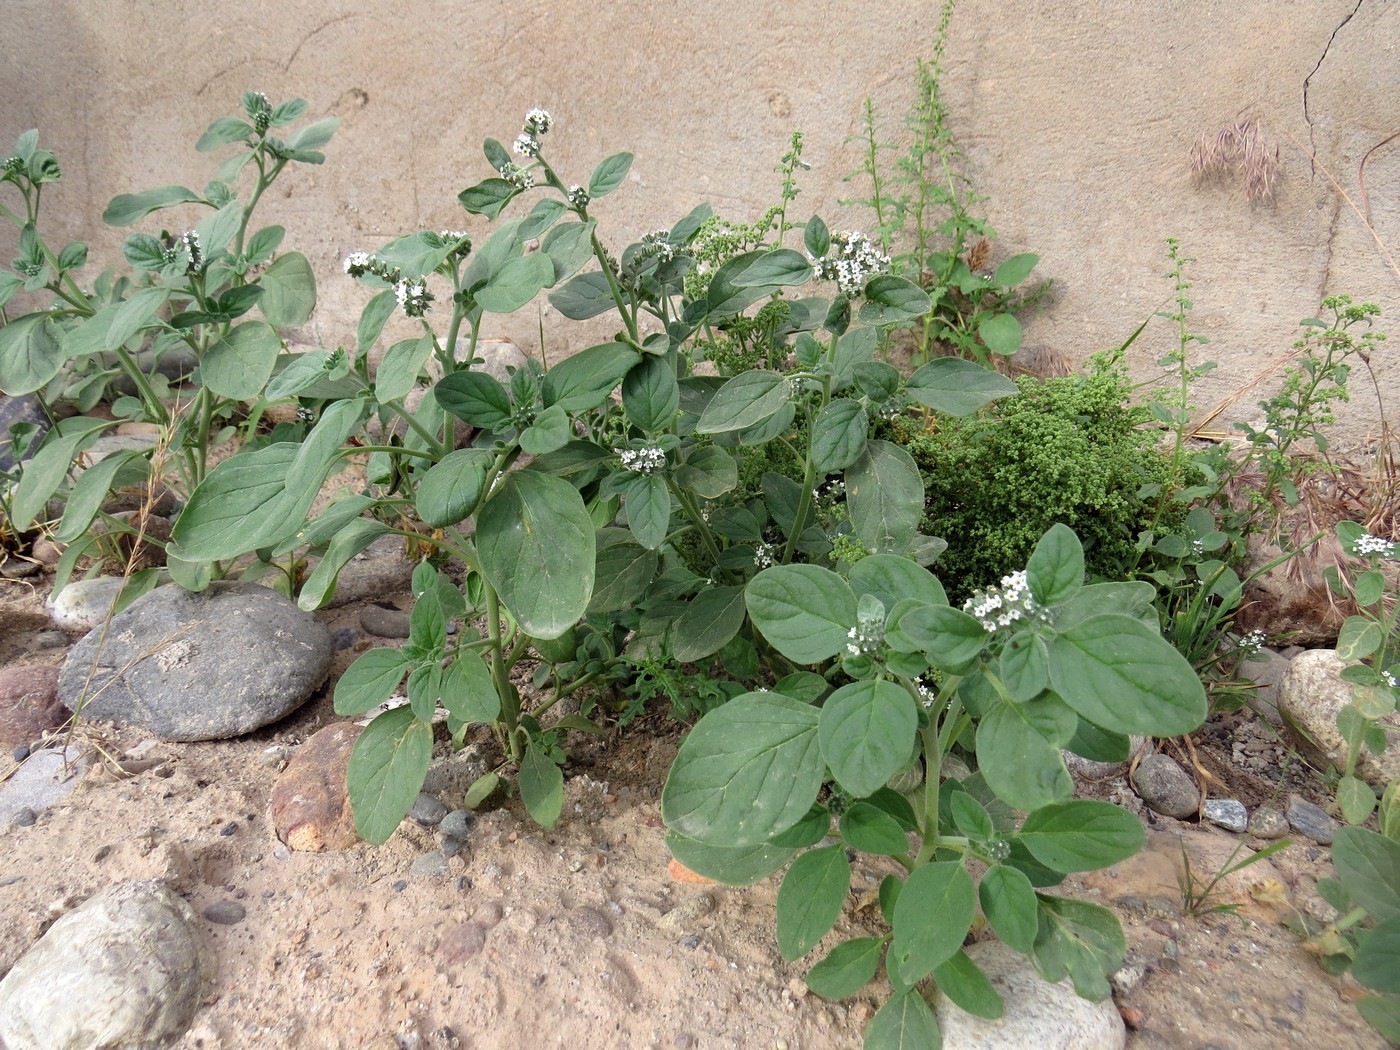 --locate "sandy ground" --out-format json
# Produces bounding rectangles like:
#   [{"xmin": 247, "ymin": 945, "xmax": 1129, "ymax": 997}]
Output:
[{"xmin": 0, "ymin": 576, "xmax": 1389, "ymax": 1050}]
